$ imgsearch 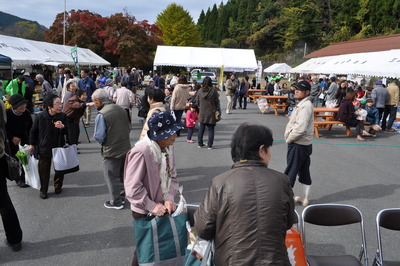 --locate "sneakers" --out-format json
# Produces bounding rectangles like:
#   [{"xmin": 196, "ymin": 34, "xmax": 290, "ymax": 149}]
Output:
[
  {"xmin": 104, "ymin": 201, "xmax": 124, "ymax": 210},
  {"xmin": 55, "ymin": 188, "xmax": 62, "ymax": 194},
  {"xmin": 198, "ymin": 144, "xmax": 207, "ymax": 148},
  {"xmin": 386, "ymin": 129, "xmax": 395, "ymax": 132},
  {"xmin": 4, "ymin": 239, "xmax": 22, "ymax": 252},
  {"xmin": 207, "ymin": 146, "xmax": 213, "ymax": 150},
  {"xmin": 187, "ymin": 139, "xmax": 194, "ymax": 143},
  {"xmin": 16, "ymin": 180, "xmax": 29, "ymax": 188}
]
